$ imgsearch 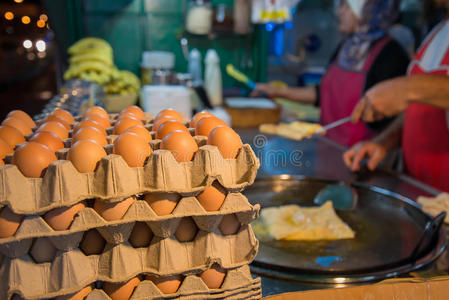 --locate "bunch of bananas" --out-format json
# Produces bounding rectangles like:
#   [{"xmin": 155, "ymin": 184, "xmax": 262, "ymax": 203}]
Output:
[{"xmin": 64, "ymin": 37, "xmax": 140, "ymax": 95}]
